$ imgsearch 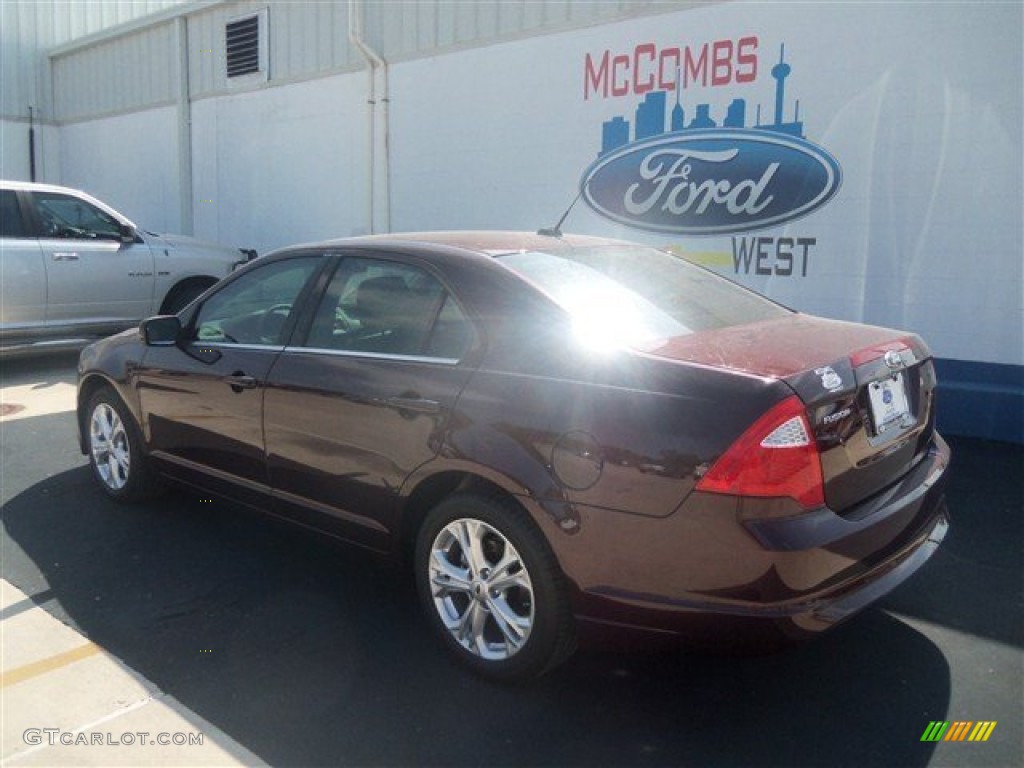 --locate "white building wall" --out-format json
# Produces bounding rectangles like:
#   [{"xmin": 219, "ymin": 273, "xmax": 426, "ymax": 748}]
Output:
[
  {"xmin": 389, "ymin": 1, "xmax": 1022, "ymax": 372},
  {"xmin": 190, "ymin": 72, "xmax": 368, "ymax": 251},
  {"xmin": 58, "ymin": 106, "xmax": 182, "ymax": 232},
  {"xmin": 0, "ymin": 0, "xmax": 187, "ymax": 181}
]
